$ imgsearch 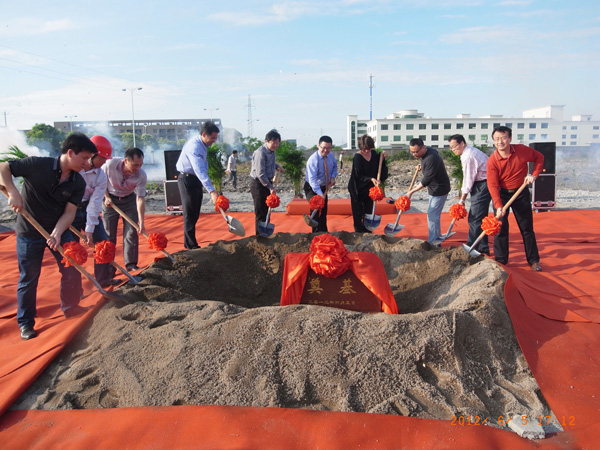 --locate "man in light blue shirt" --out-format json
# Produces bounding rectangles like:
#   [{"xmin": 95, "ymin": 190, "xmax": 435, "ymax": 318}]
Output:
[
  {"xmin": 304, "ymin": 136, "xmax": 338, "ymax": 233},
  {"xmin": 176, "ymin": 121, "xmax": 219, "ymax": 249}
]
